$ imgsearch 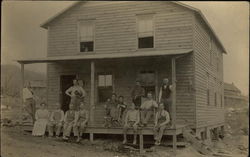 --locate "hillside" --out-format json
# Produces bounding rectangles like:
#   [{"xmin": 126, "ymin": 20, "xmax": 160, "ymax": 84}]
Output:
[{"xmin": 1, "ymin": 64, "xmax": 46, "ymax": 97}]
